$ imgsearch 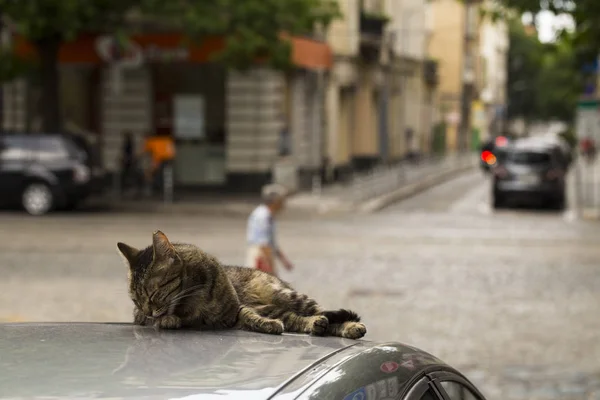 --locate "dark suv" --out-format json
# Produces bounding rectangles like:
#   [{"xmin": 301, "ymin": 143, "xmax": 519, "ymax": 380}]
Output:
[
  {"xmin": 0, "ymin": 133, "xmax": 106, "ymax": 215},
  {"xmin": 492, "ymin": 140, "xmax": 567, "ymax": 210}
]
